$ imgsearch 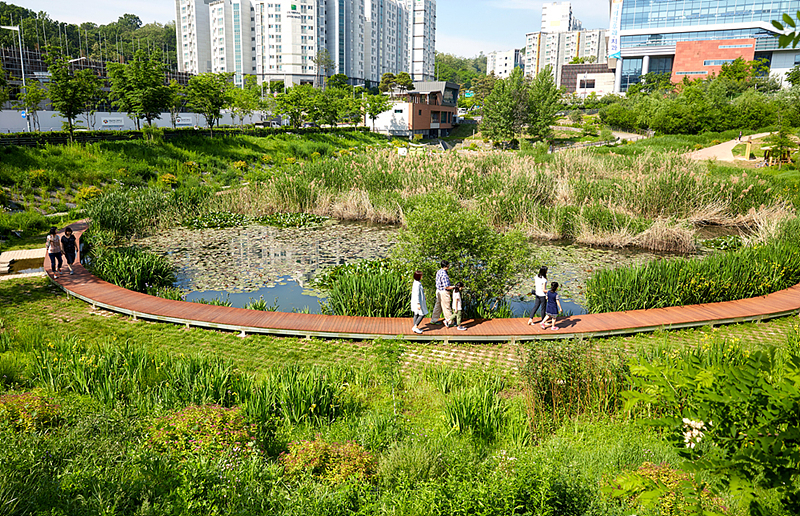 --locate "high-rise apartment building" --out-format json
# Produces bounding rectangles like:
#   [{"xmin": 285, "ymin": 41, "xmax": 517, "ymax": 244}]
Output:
[
  {"xmin": 610, "ymin": 0, "xmax": 800, "ymax": 92},
  {"xmin": 176, "ymin": 0, "xmax": 213, "ymax": 74},
  {"xmin": 523, "ymin": 29, "xmax": 607, "ymax": 85},
  {"xmin": 541, "ymin": 2, "xmax": 581, "ymax": 33},
  {"xmin": 176, "ymin": 0, "xmax": 433, "ymax": 88},
  {"xmin": 486, "ymin": 49, "xmax": 523, "ymax": 79},
  {"xmin": 409, "ymin": 0, "xmax": 436, "ymax": 81}
]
